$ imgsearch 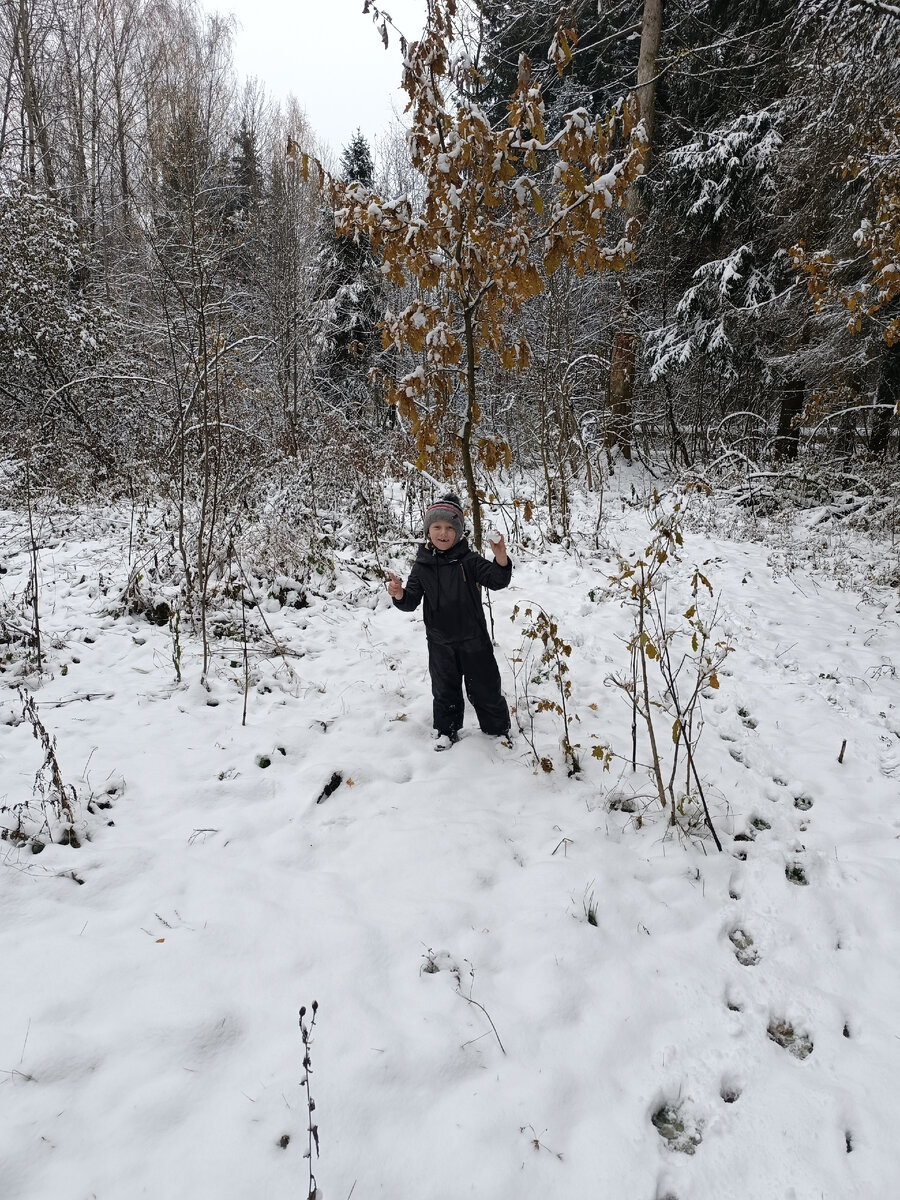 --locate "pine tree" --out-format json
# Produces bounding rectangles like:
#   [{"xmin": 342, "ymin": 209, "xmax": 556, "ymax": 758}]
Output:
[{"xmin": 319, "ymin": 130, "xmax": 385, "ymax": 413}]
